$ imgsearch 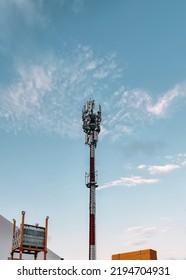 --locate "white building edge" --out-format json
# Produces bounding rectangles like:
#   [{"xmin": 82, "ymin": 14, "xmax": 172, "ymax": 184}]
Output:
[{"xmin": 0, "ymin": 215, "xmax": 63, "ymax": 260}]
